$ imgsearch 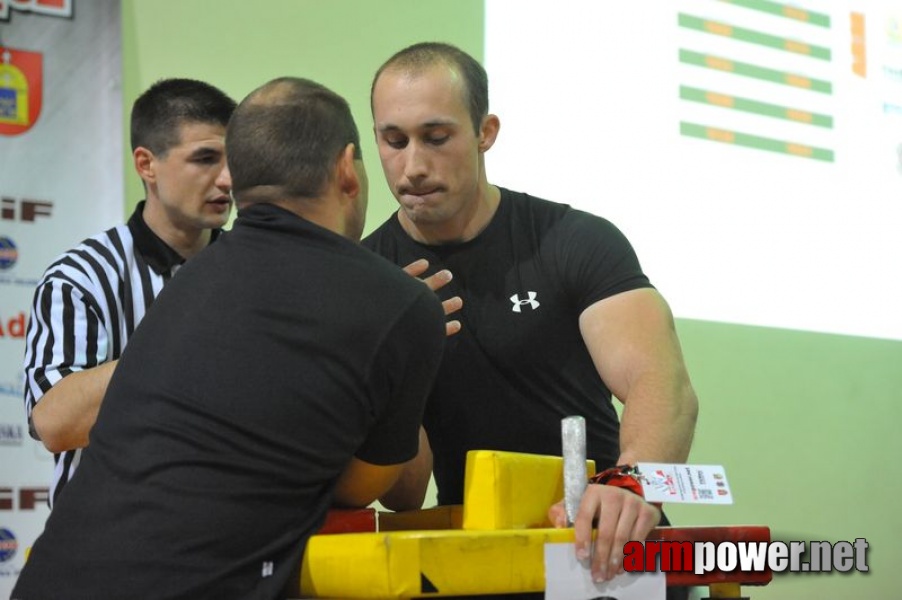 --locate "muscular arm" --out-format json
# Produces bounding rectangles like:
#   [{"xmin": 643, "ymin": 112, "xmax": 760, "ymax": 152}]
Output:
[
  {"xmin": 580, "ymin": 288, "xmax": 698, "ymax": 465},
  {"xmin": 31, "ymin": 360, "xmax": 117, "ymax": 454},
  {"xmin": 560, "ymin": 287, "xmax": 698, "ymax": 581}
]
